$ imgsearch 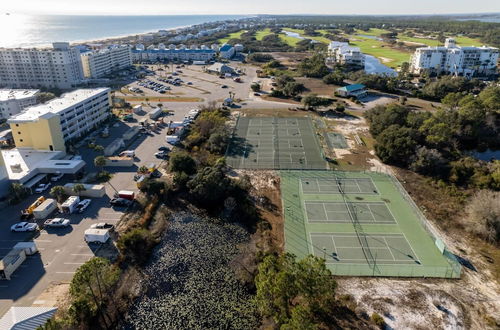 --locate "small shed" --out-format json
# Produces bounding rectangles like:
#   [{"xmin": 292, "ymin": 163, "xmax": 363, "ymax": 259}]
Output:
[
  {"xmin": 206, "ymin": 63, "xmax": 235, "ymax": 75},
  {"xmin": 336, "ymin": 84, "xmax": 367, "ymax": 98}
]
